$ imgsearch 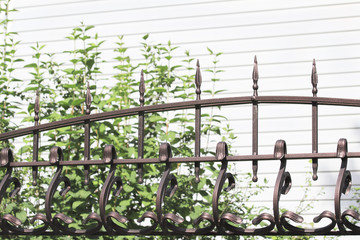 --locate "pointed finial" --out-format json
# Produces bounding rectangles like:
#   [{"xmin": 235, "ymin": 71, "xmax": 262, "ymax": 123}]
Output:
[
  {"xmin": 195, "ymin": 59, "xmax": 202, "ymax": 100},
  {"xmin": 252, "ymin": 56, "xmax": 259, "ymax": 96},
  {"xmin": 311, "ymin": 59, "xmax": 318, "ymax": 97},
  {"xmin": 86, "ymin": 82, "xmax": 91, "ymax": 115},
  {"xmin": 34, "ymin": 90, "xmax": 40, "ymax": 122},
  {"xmin": 139, "ymin": 70, "xmax": 145, "ymax": 105}
]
